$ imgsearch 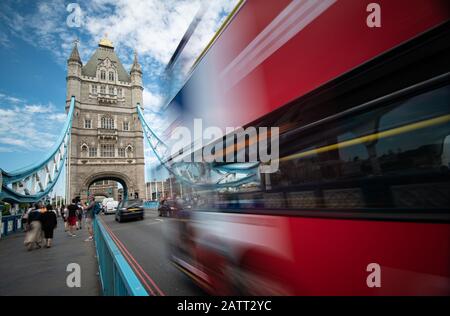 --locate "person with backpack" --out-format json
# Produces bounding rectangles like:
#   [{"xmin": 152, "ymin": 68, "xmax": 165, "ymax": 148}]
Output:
[{"xmin": 83, "ymin": 195, "xmax": 99, "ymax": 242}]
